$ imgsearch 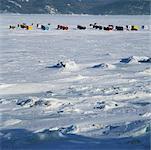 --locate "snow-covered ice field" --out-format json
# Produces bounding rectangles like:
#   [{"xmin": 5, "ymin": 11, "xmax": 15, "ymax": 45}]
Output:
[{"xmin": 0, "ymin": 14, "xmax": 151, "ymax": 150}]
